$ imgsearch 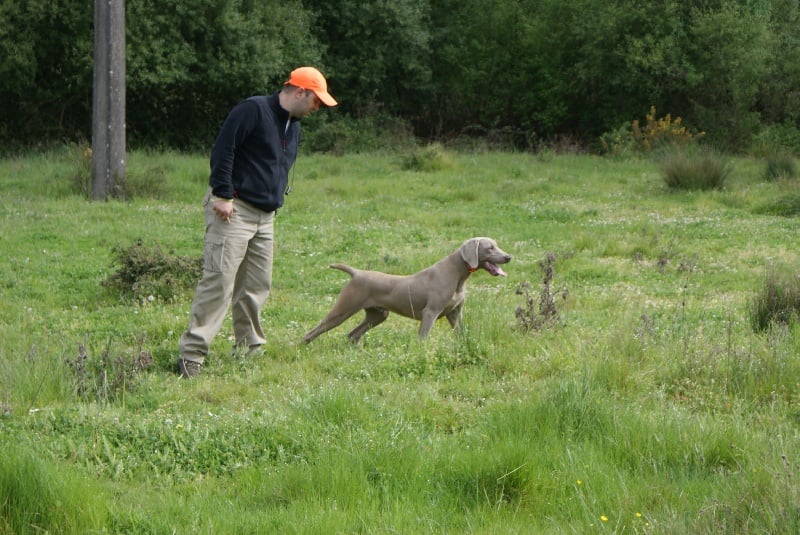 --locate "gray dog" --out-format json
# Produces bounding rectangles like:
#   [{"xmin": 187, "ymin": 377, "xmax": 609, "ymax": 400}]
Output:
[{"xmin": 303, "ymin": 237, "xmax": 511, "ymax": 343}]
